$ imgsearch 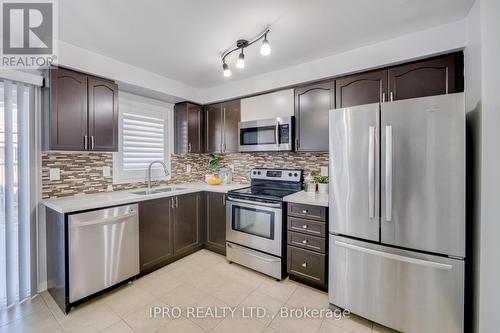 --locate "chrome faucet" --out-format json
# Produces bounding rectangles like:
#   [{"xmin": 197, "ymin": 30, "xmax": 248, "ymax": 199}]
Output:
[{"xmin": 147, "ymin": 160, "xmax": 169, "ymax": 192}]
